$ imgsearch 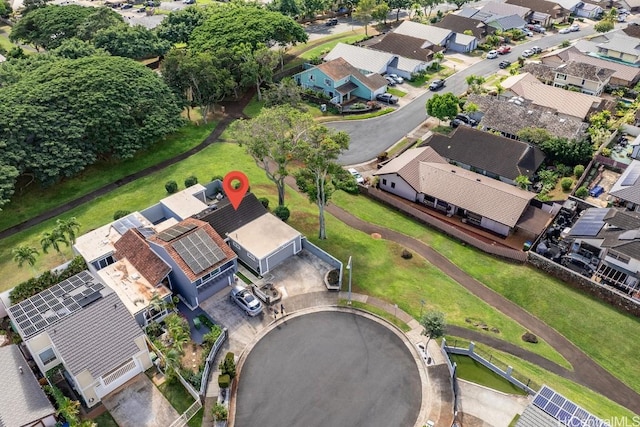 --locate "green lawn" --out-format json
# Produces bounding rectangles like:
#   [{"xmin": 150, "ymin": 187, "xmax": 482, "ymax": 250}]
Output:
[
  {"xmin": 445, "ymin": 337, "xmax": 636, "ymax": 420},
  {"xmin": 0, "ymin": 26, "xmax": 15, "ymax": 52},
  {"xmin": 449, "ymin": 354, "xmax": 528, "ymax": 395},
  {"xmin": 156, "ymin": 380, "xmax": 203, "ymax": 427},
  {"xmin": 387, "ymin": 87, "xmax": 407, "ymax": 97},
  {"xmin": 338, "ymin": 299, "xmax": 411, "ymax": 332},
  {"xmin": 243, "ymin": 96, "xmax": 265, "ymax": 118},
  {"xmin": 0, "ymin": 121, "xmax": 216, "ymax": 233},
  {"xmin": 92, "ymin": 411, "xmax": 119, "ymax": 427},
  {"xmin": 330, "ymin": 191, "xmax": 640, "ymax": 395},
  {"xmin": 299, "ymin": 34, "xmax": 367, "ymax": 60}
]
